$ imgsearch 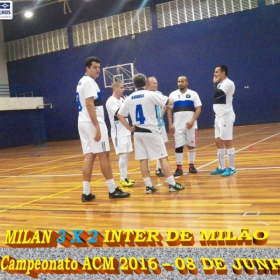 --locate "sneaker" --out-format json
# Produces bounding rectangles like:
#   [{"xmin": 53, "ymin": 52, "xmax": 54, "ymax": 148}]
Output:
[
  {"xmin": 146, "ymin": 186, "xmax": 157, "ymax": 194},
  {"xmin": 109, "ymin": 187, "xmax": 130, "ymax": 199},
  {"xmin": 189, "ymin": 164, "xmax": 197, "ymax": 174},
  {"xmin": 222, "ymin": 168, "xmax": 237, "ymax": 177},
  {"xmin": 210, "ymin": 167, "xmax": 226, "ymax": 175},
  {"xmin": 169, "ymin": 182, "xmax": 185, "ymax": 192},
  {"xmin": 82, "ymin": 193, "xmax": 95, "ymax": 202},
  {"xmin": 155, "ymin": 168, "xmax": 164, "ymax": 177},
  {"xmin": 174, "ymin": 168, "xmax": 183, "ymax": 176},
  {"xmin": 120, "ymin": 178, "xmax": 134, "ymax": 187}
]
